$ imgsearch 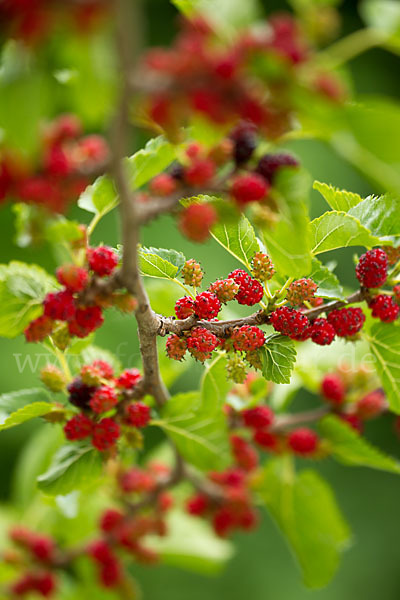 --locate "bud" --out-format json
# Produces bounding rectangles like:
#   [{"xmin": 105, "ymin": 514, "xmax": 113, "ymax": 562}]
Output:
[
  {"xmin": 251, "ymin": 252, "xmax": 275, "ymax": 282},
  {"xmin": 226, "ymin": 353, "xmax": 247, "ymax": 384},
  {"xmin": 40, "ymin": 365, "xmax": 66, "ymax": 392}
]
